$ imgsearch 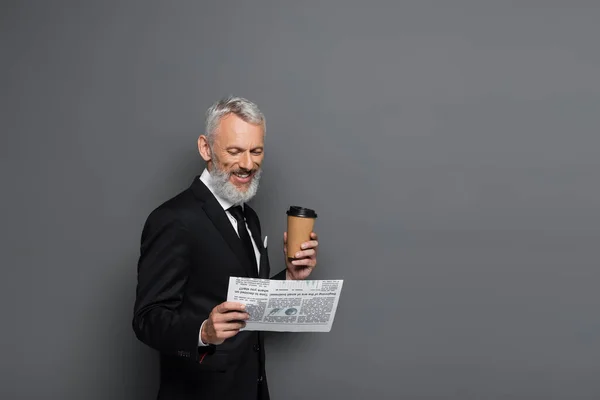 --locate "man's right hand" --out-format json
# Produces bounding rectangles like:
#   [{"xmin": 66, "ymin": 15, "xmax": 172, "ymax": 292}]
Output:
[{"xmin": 201, "ymin": 302, "xmax": 249, "ymax": 345}]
